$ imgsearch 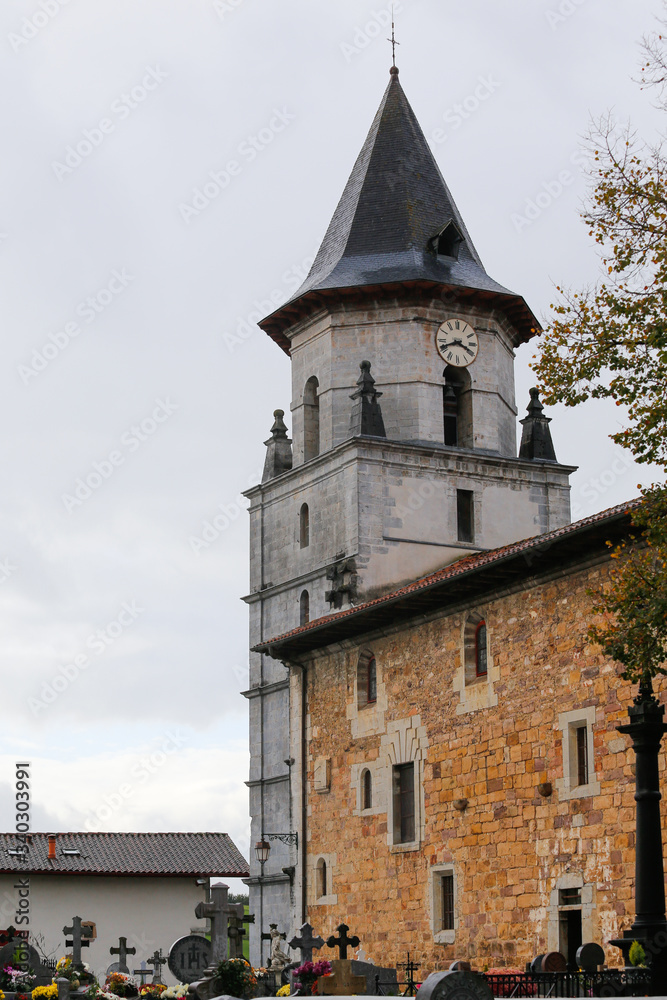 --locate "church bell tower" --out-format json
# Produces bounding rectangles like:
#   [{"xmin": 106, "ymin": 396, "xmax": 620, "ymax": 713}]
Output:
[{"xmin": 243, "ymin": 66, "xmax": 575, "ymax": 963}]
